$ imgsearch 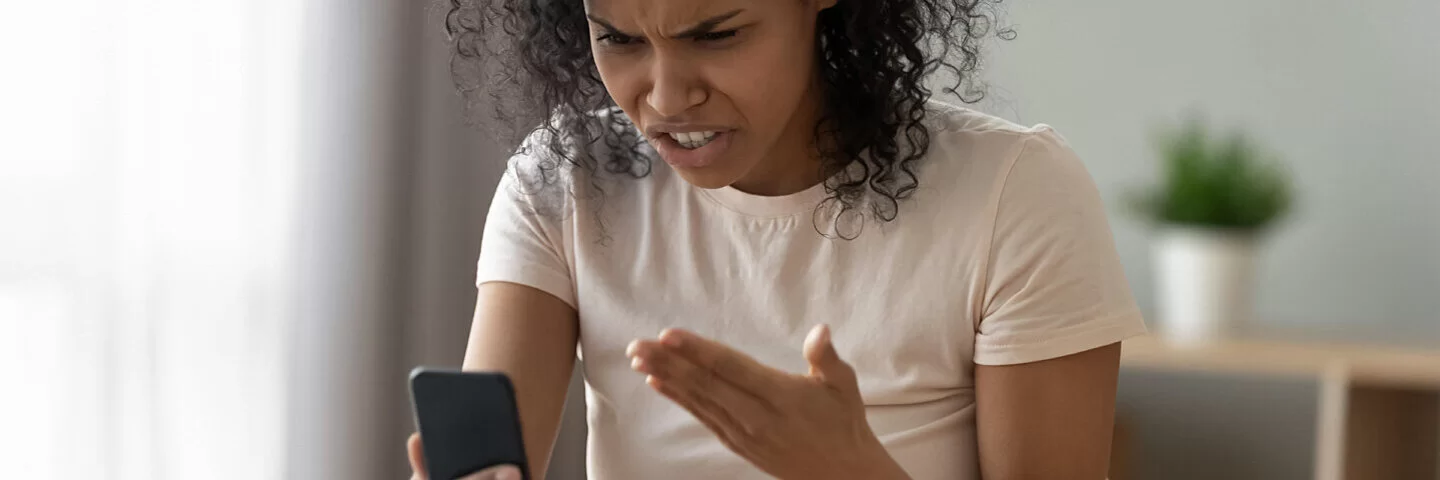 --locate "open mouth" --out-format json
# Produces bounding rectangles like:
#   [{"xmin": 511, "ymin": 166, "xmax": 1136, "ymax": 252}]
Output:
[
  {"xmin": 649, "ymin": 129, "xmax": 733, "ymax": 169},
  {"xmin": 668, "ymin": 131, "xmax": 718, "ymax": 149}
]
